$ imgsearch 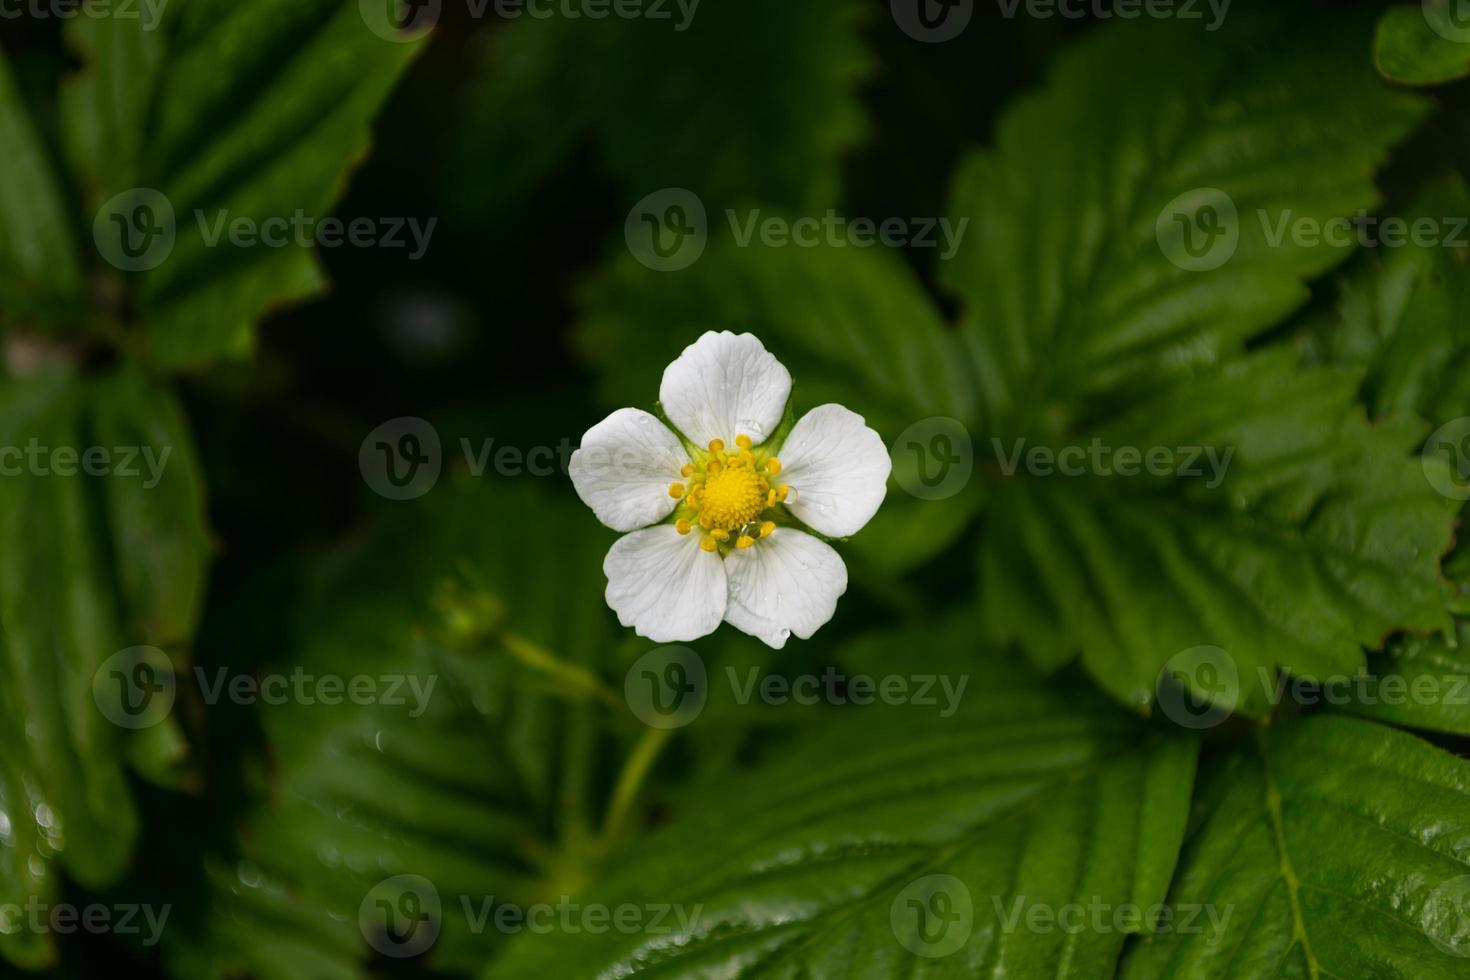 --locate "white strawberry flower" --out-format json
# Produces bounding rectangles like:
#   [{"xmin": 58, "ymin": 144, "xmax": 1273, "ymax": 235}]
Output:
[{"xmin": 569, "ymin": 331, "xmax": 891, "ymax": 648}]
